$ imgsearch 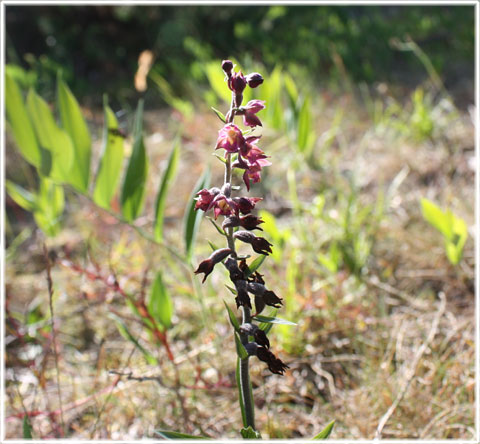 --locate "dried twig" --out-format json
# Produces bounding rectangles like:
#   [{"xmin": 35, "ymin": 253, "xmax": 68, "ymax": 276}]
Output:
[{"xmin": 375, "ymin": 292, "xmax": 446, "ymax": 439}]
